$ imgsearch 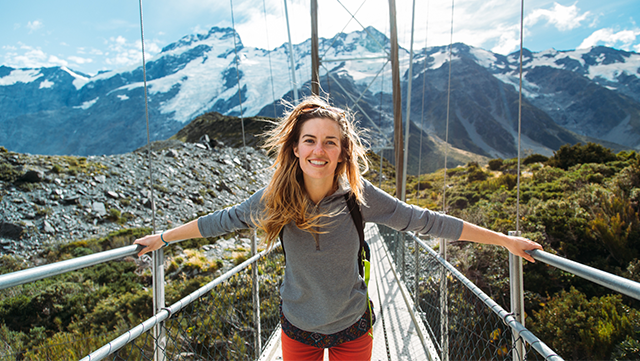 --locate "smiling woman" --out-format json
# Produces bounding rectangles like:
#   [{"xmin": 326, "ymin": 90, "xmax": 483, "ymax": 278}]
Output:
[{"xmin": 132, "ymin": 94, "xmax": 543, "ymax": 360}]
